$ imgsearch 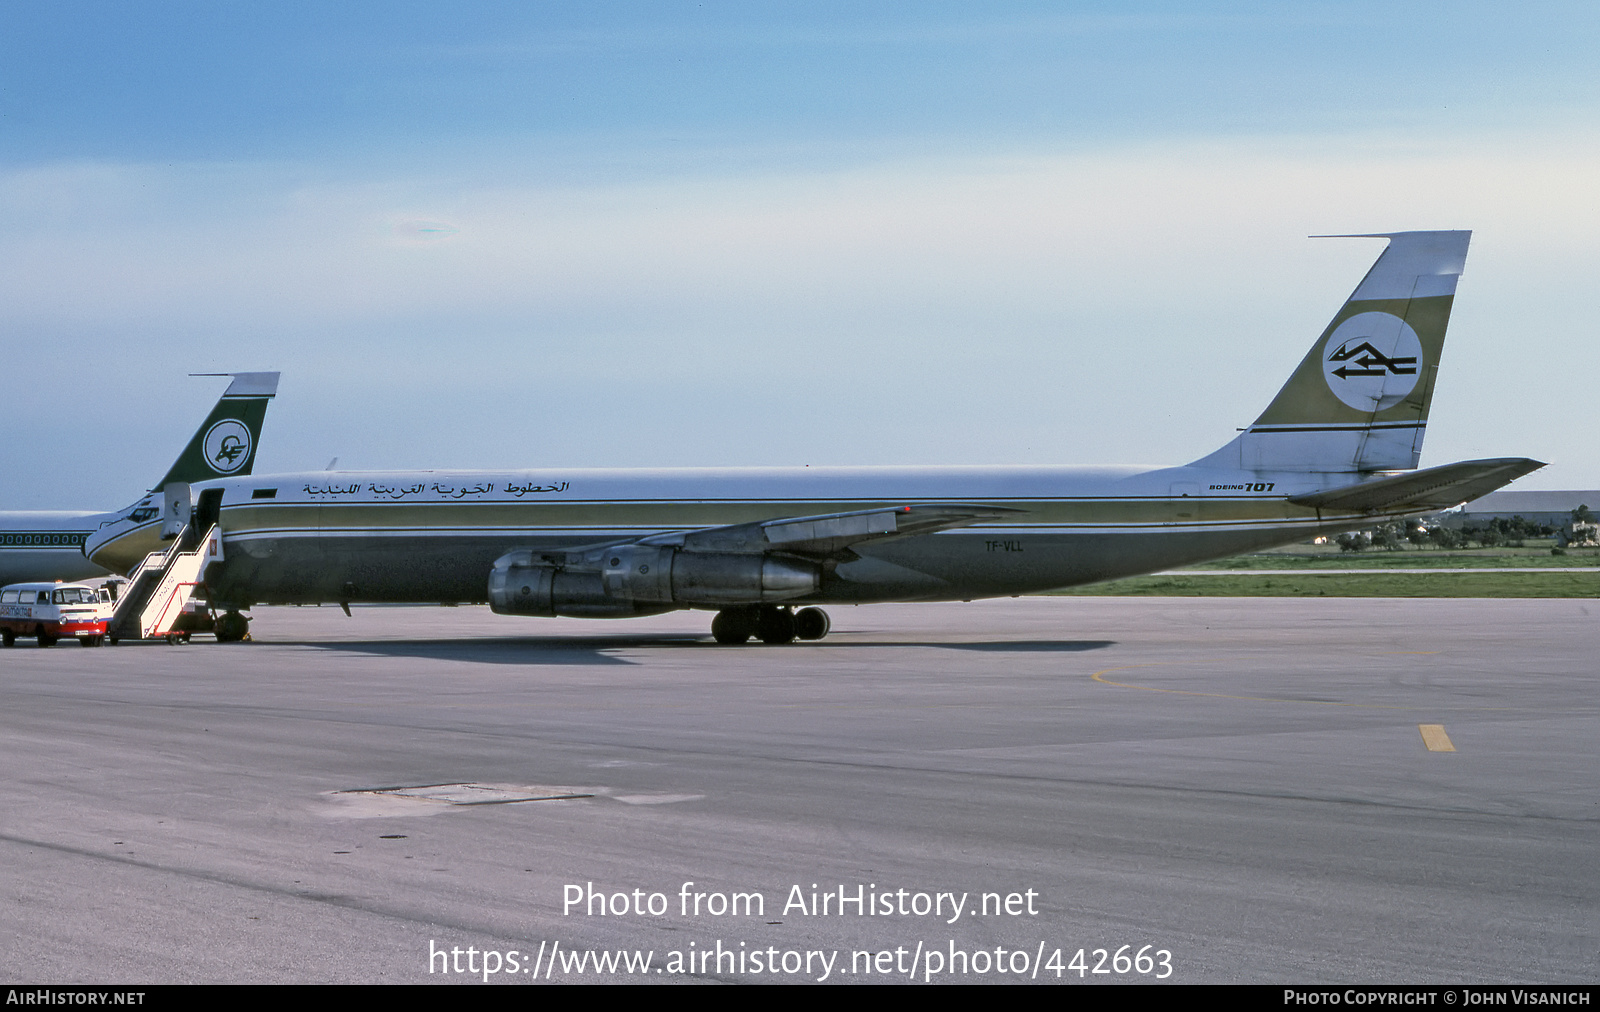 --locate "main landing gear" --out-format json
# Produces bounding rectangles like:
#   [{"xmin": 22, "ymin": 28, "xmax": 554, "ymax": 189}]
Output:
[{"xmin": 711, "ymin": 605, "xmax": 831, "ymax": 645}]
